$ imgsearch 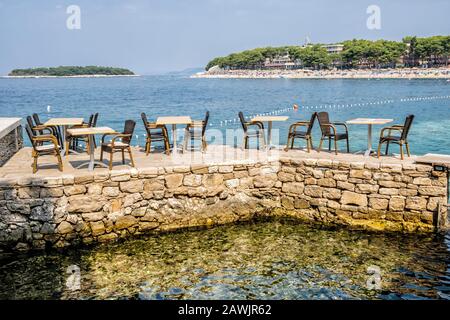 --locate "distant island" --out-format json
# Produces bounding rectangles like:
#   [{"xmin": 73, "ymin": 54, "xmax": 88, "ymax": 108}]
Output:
[
  {"xmin": 6, "ymin": 66, "xmax": 137, "ymax": 78},
  {"xmin": 193, "ymin": 35, "xmax": 450, "ymax": 79}
]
